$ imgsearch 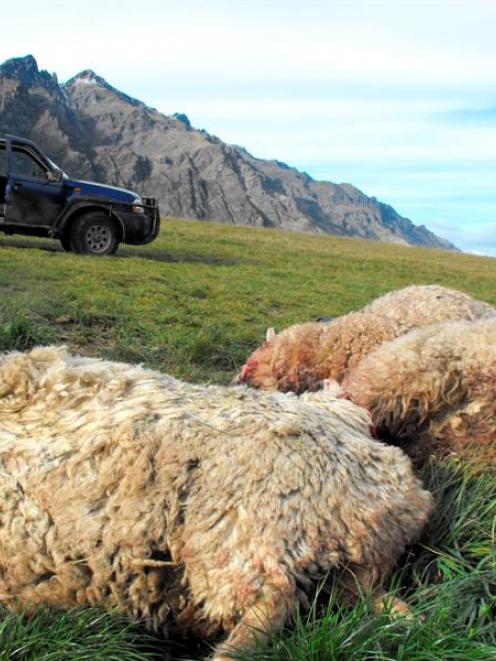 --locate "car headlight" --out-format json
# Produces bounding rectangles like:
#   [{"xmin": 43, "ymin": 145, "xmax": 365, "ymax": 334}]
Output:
[{"xmin": 132, "ymin": 204, "xmax": 145, "ymax": 214}]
